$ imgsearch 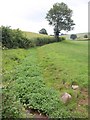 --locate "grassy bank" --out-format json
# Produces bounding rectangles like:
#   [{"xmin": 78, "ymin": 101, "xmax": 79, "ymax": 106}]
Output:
[{"xmin": 2, "ymin": 40, "xmax": 88, "ymax": 118}]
